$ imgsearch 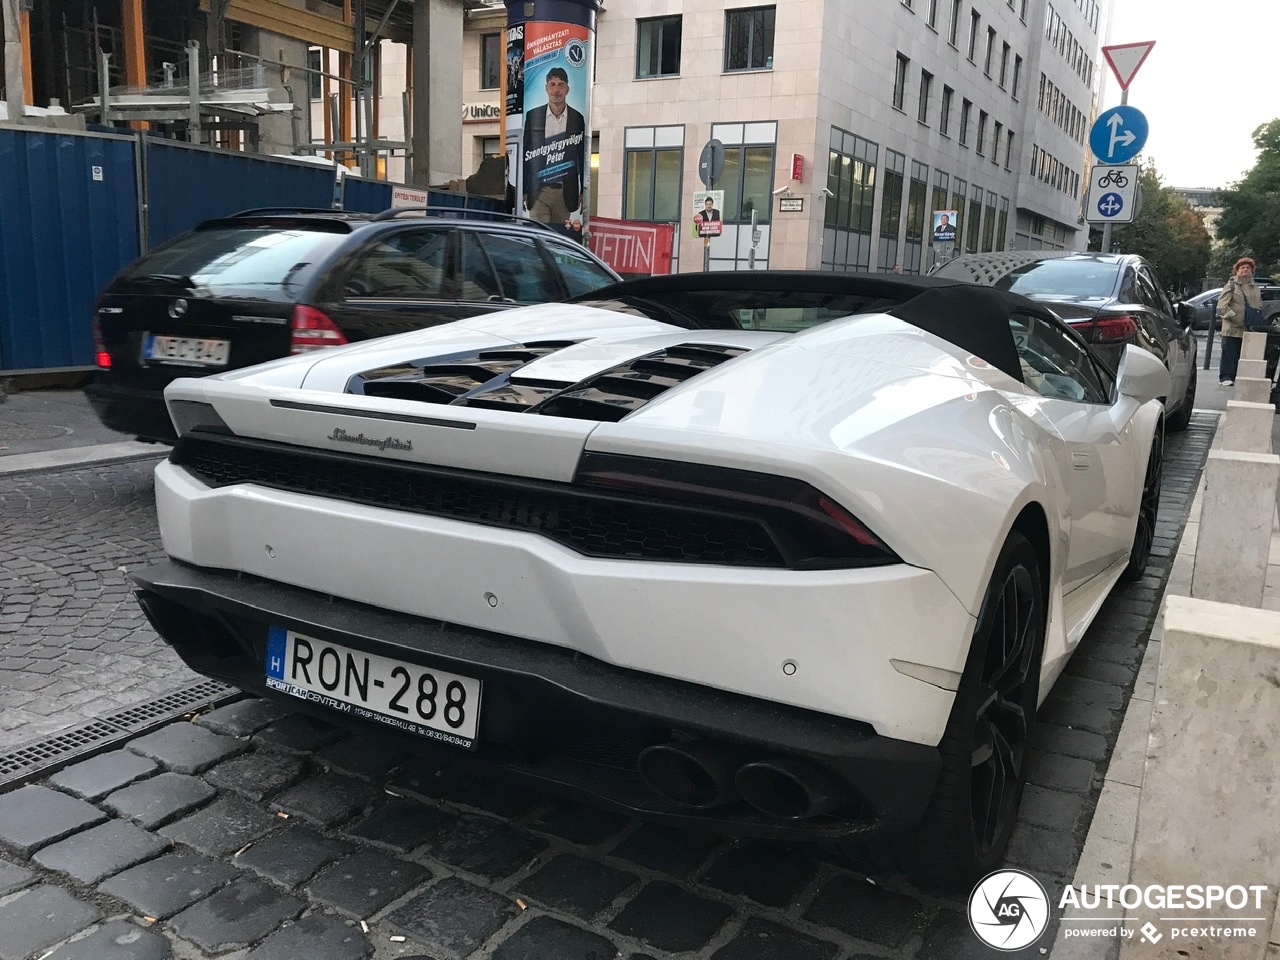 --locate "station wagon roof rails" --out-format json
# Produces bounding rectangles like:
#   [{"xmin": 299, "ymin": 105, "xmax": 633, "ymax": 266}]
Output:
[
  {"xmin": 371, "ymin": 205, "xmax": 562, "ymax": 233},
  {"xmin": 229, "ymin": 207, "xmax": 351, "ymax": 217}
]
